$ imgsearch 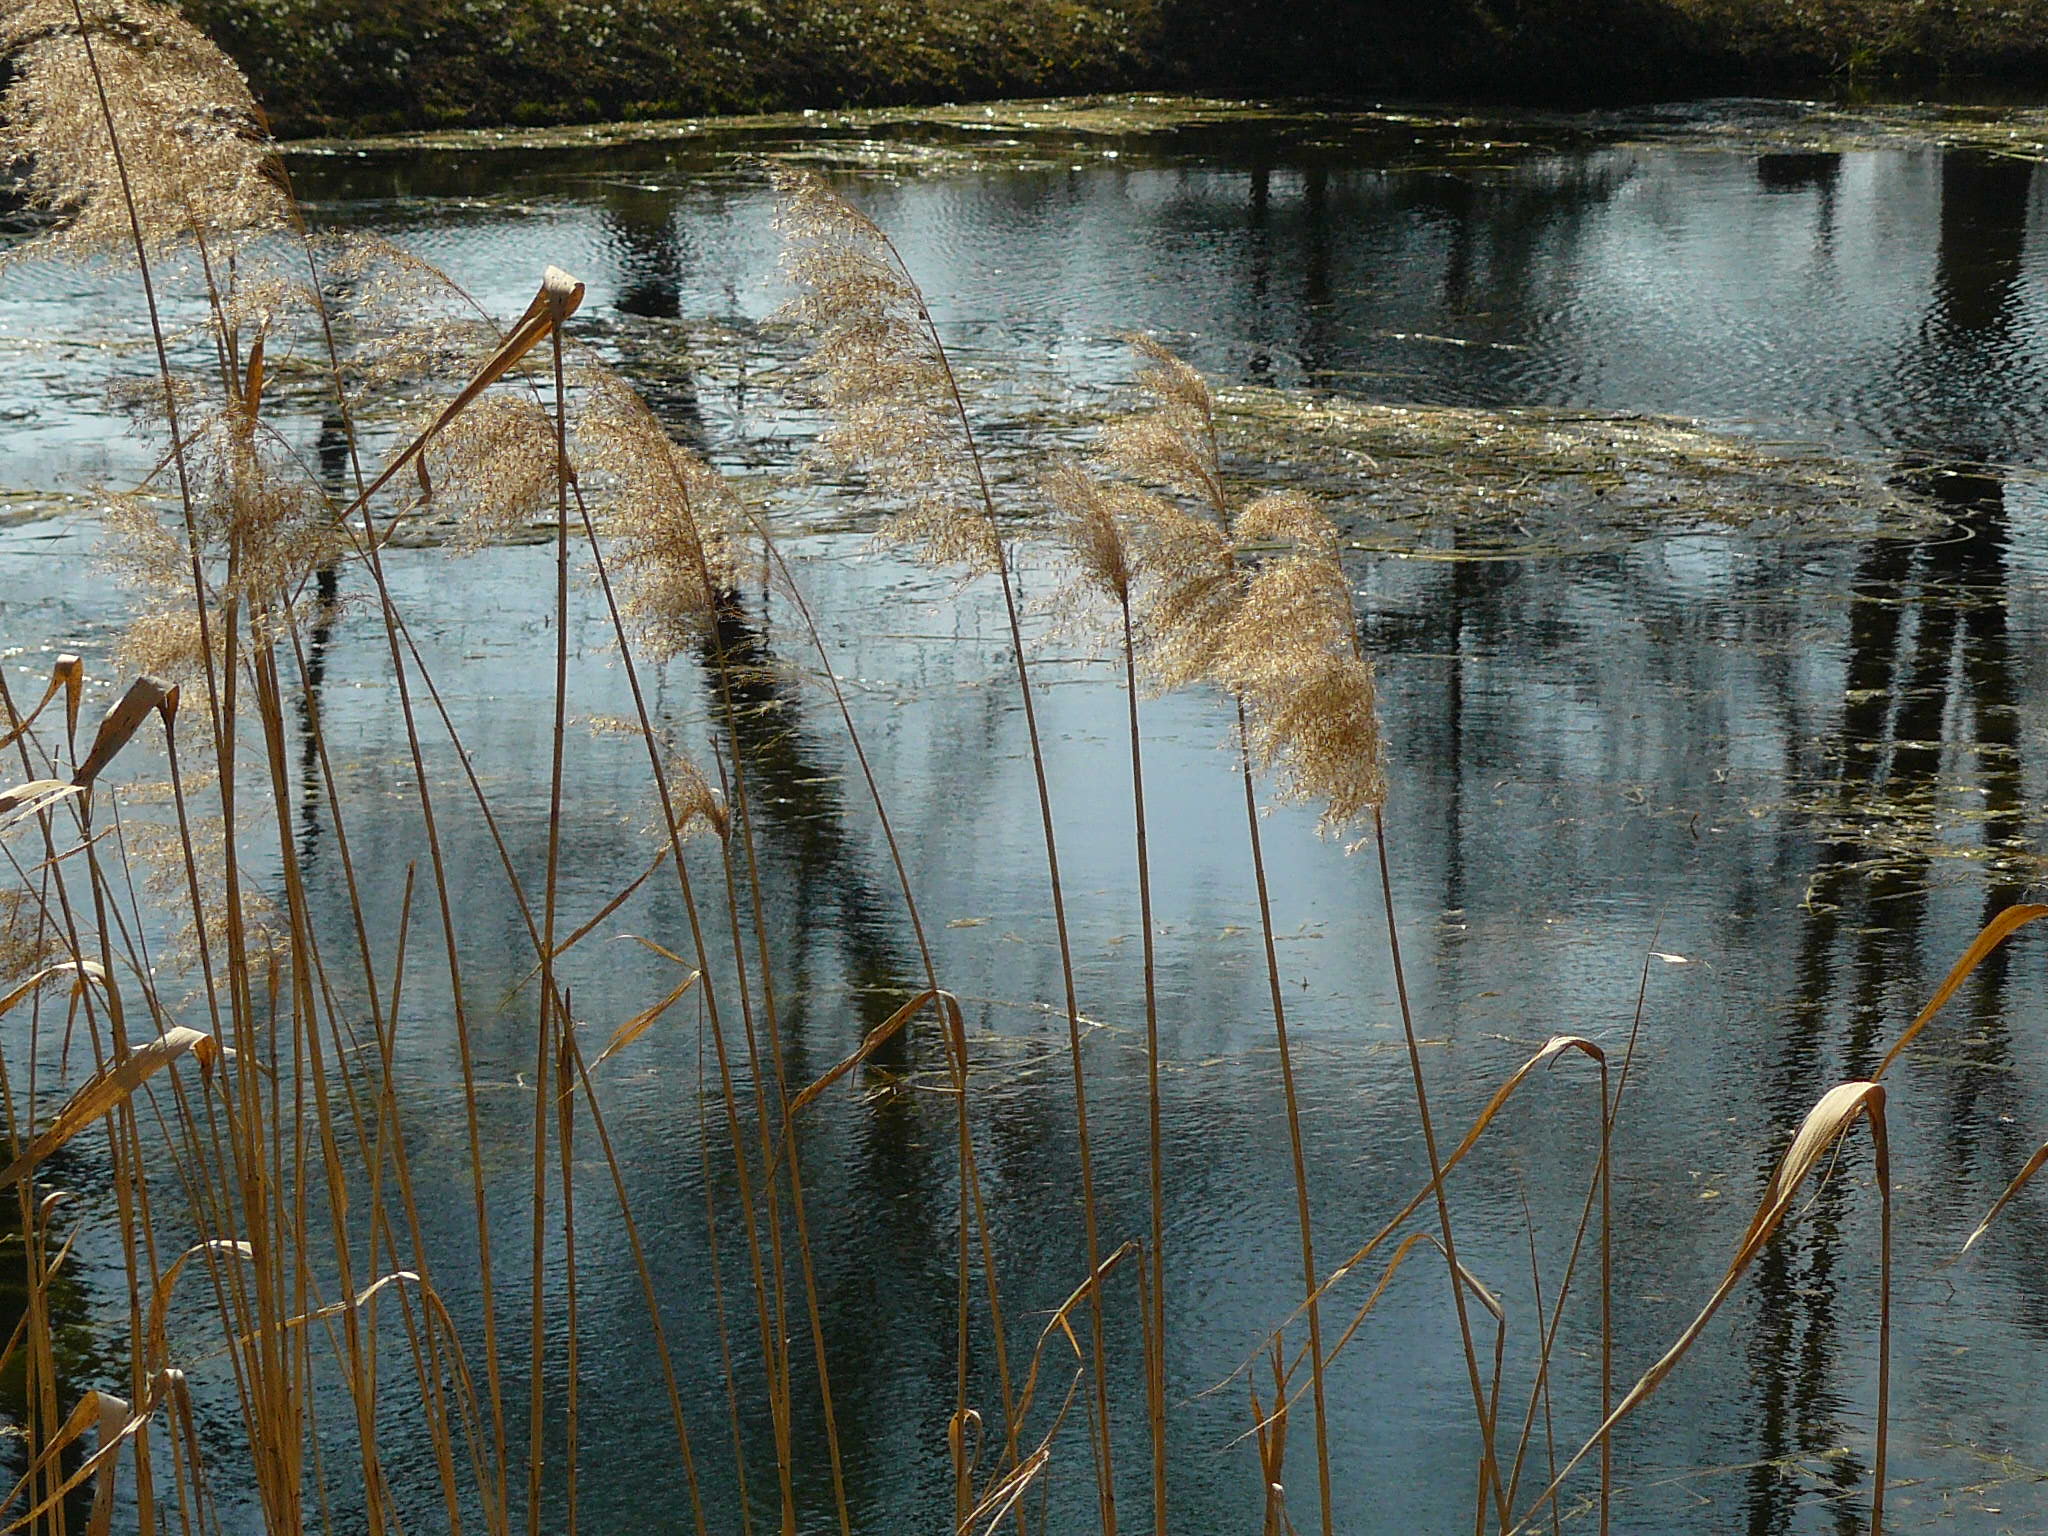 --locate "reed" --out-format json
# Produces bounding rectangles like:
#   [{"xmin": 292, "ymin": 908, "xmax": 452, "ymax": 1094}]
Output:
[{"xmin": 0, "ymin": 12, "xmax": 2037, "ymax": 1536}]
